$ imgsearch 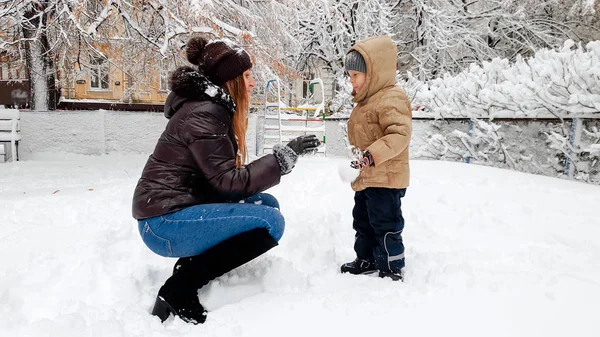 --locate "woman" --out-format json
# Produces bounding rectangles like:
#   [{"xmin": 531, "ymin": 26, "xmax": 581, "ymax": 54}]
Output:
[{"xmin": 132, "ymin": 35, "xmax": 320, "ymax": 324}]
